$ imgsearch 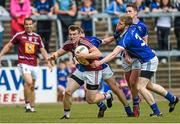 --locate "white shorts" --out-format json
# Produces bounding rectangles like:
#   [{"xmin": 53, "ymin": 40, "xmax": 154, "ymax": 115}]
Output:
[
  {"xmin": 102, "ymin": 64, "xmax": 114, "ymax": 80},
  {"xmin": 73, "ymin": 69, "xmax": 102, "ymax": 86},
  {"xmin": 141, "ymin": 56, "xmax": 159, "ymax": 72},
  {"xmin": 121, "ymin": 58, "xmax": 141, "ymax": 72},
  {"xmin": 17, "ymin": 64, "xmax": 38, "ymax": 80}
]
